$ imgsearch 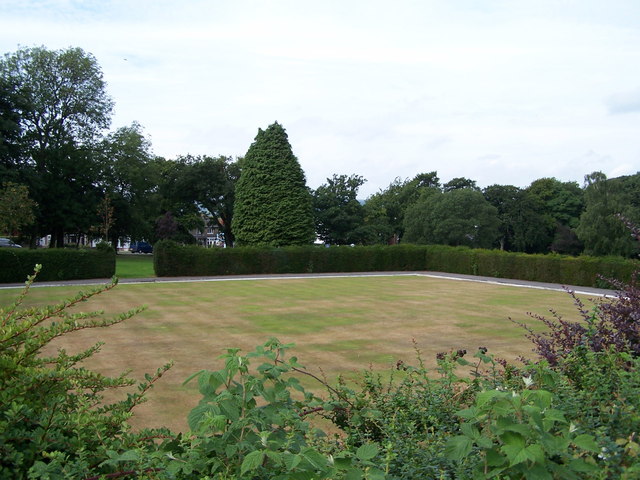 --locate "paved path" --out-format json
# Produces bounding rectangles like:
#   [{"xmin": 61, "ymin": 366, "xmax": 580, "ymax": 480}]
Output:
[{"xmin": 0, "ymin": 271, "xmax": 617, "ymax": 297}]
